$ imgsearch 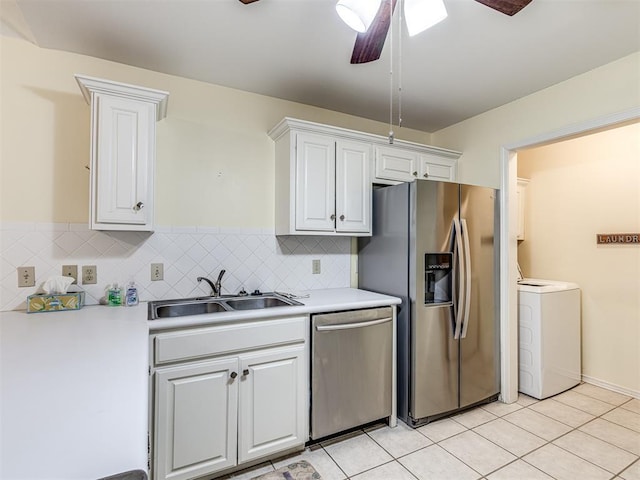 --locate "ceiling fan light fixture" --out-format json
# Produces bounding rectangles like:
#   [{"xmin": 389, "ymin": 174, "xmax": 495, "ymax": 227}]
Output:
[
  {"xmin": 336, "ymin": 0, "xmax": 382, "ymax": 33},
  {"xmin": 404, "ymin": 0, "xmax": 448, "ymax": 36}
]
